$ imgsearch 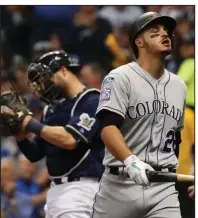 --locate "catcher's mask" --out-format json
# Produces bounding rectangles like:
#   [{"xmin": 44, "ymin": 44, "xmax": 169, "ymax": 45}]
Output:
[{"xmin": 27, "ymin": 50, "xmax": 81, "ymax": 104}]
